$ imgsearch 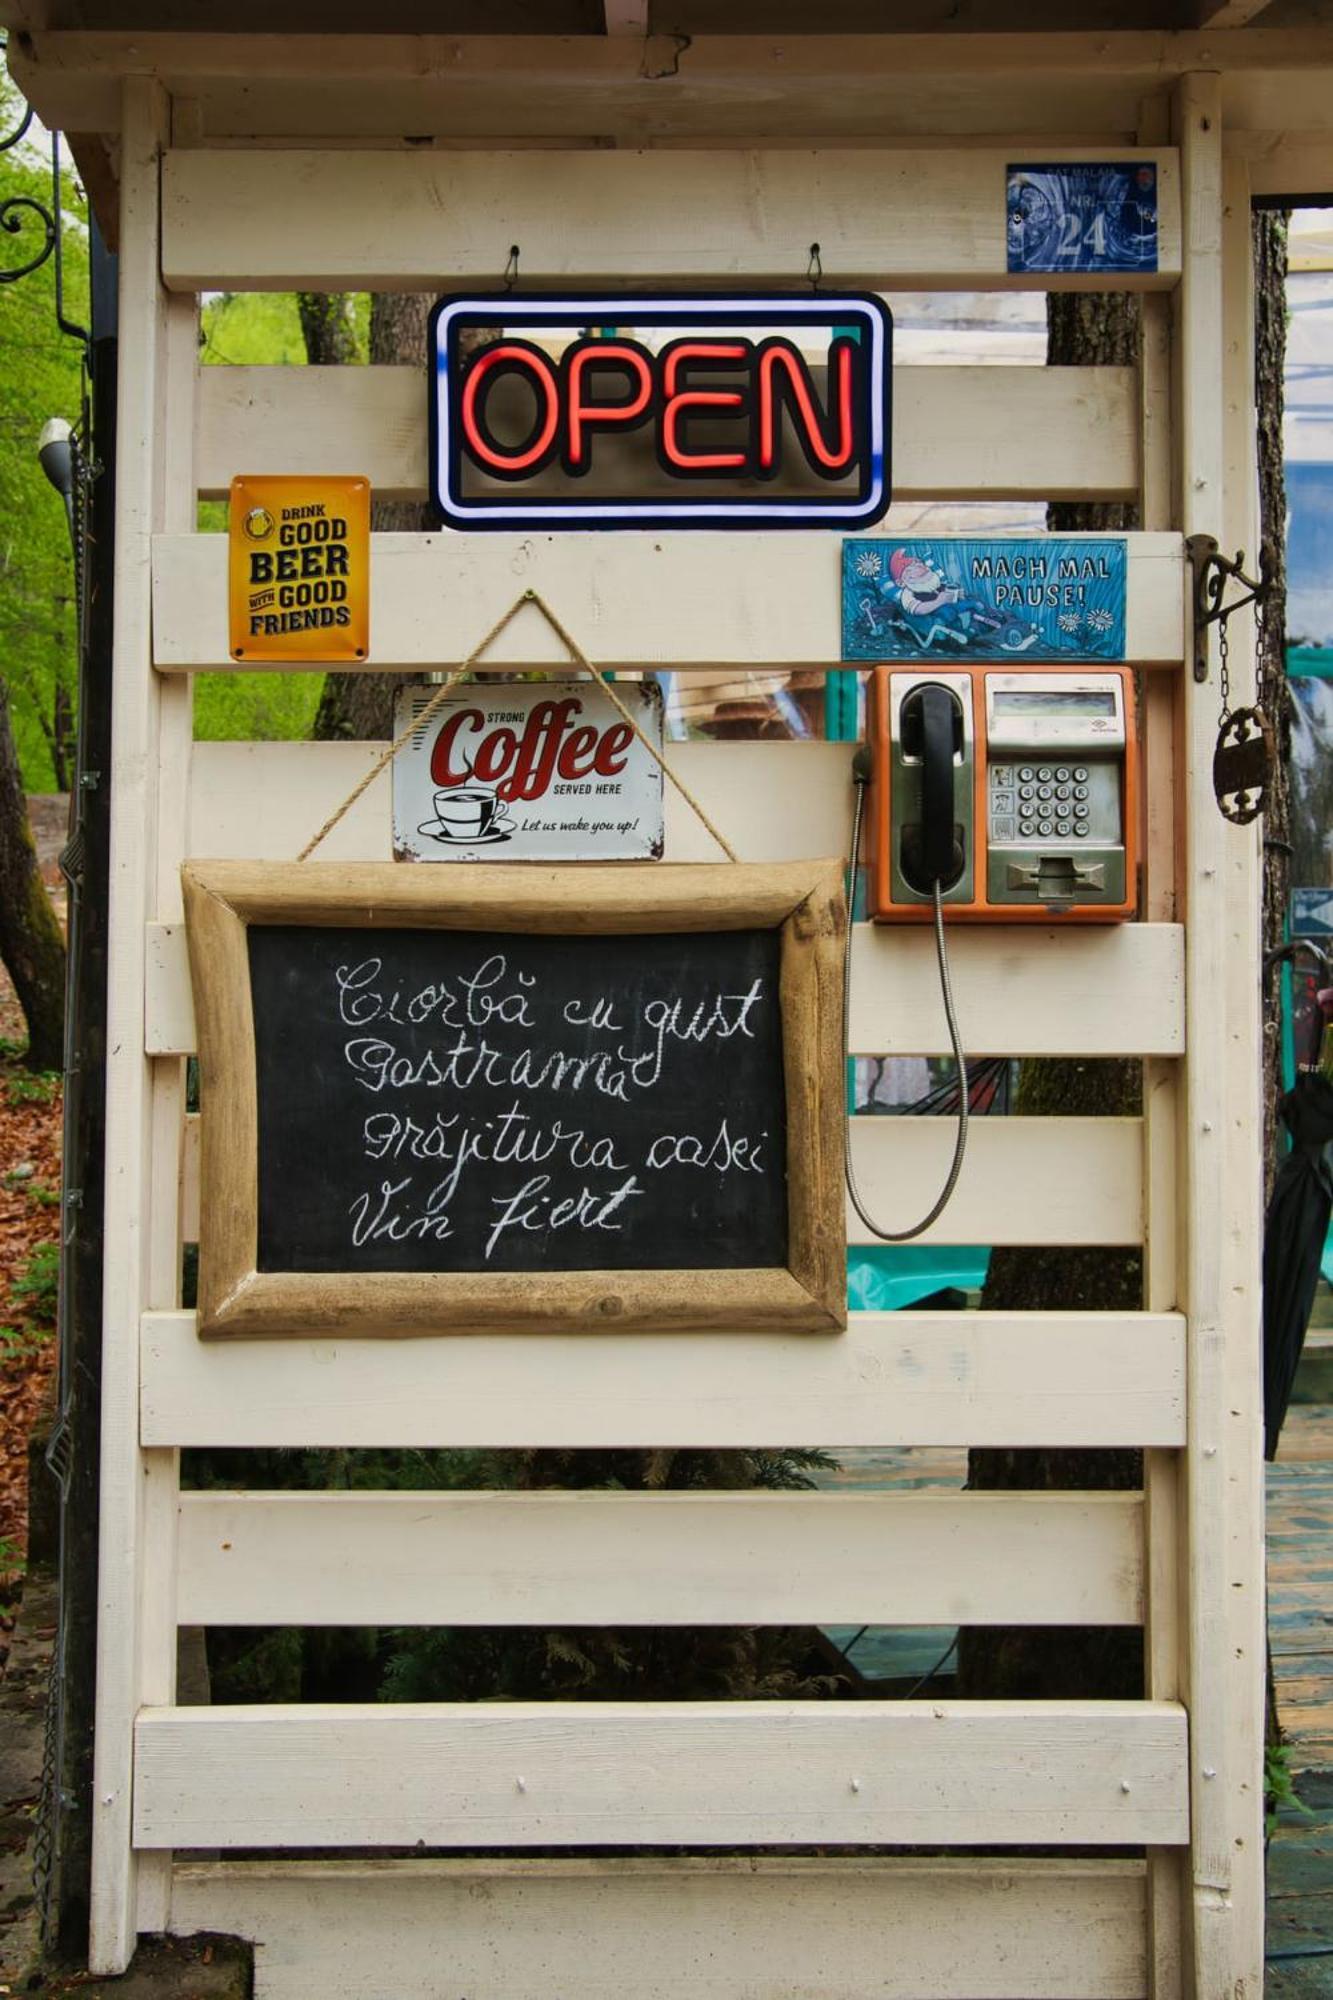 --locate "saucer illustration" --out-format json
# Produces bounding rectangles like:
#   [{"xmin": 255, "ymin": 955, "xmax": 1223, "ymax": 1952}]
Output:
[{"xmin": 416, "ymin": 818, "xmax": 515, "ymax": 846}]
